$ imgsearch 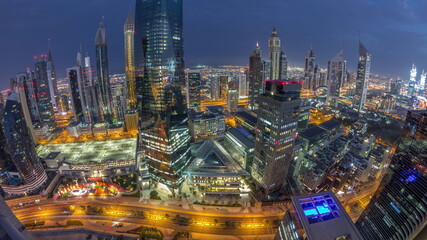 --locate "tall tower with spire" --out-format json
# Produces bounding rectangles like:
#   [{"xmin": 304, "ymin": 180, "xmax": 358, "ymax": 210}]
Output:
[
  {"xmin": 269, "ymin": 28, "xmax": 281, "ymax": 80},
  {"xmin": 124, "ymin": 11, "xmax": 136, "ymax": 109},
  {"xmin": 353, "ymin": 41, "xmax": 371, "ymax": 112},
  {"xmin": 249, "ymin": 42, "xmax": 263, "ymax": 110},
  {"xmin": 95, "ymin": 20, "xmax": 113, "ymax": 123}
]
